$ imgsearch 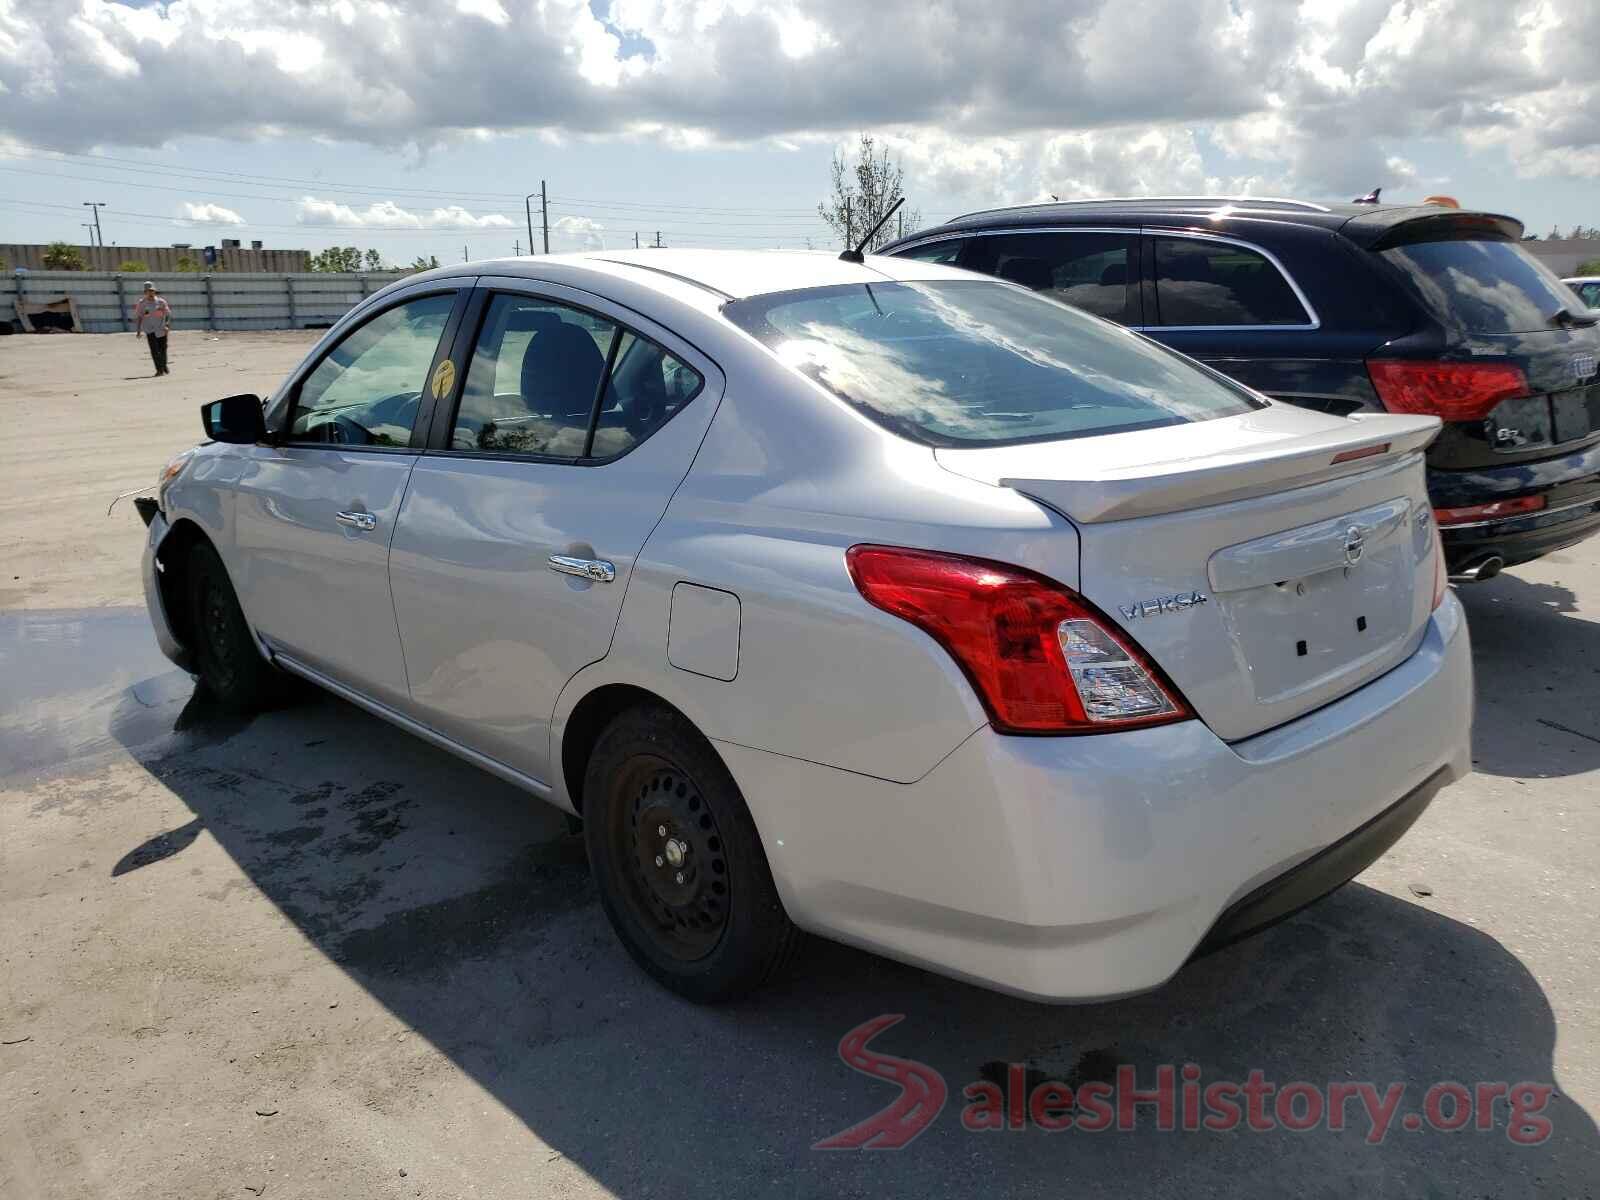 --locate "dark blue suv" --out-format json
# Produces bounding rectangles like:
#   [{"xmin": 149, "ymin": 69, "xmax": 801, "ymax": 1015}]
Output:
[{"xmin": 884, "ymin": 198, "xmax": 1600, "ymax": 577}]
